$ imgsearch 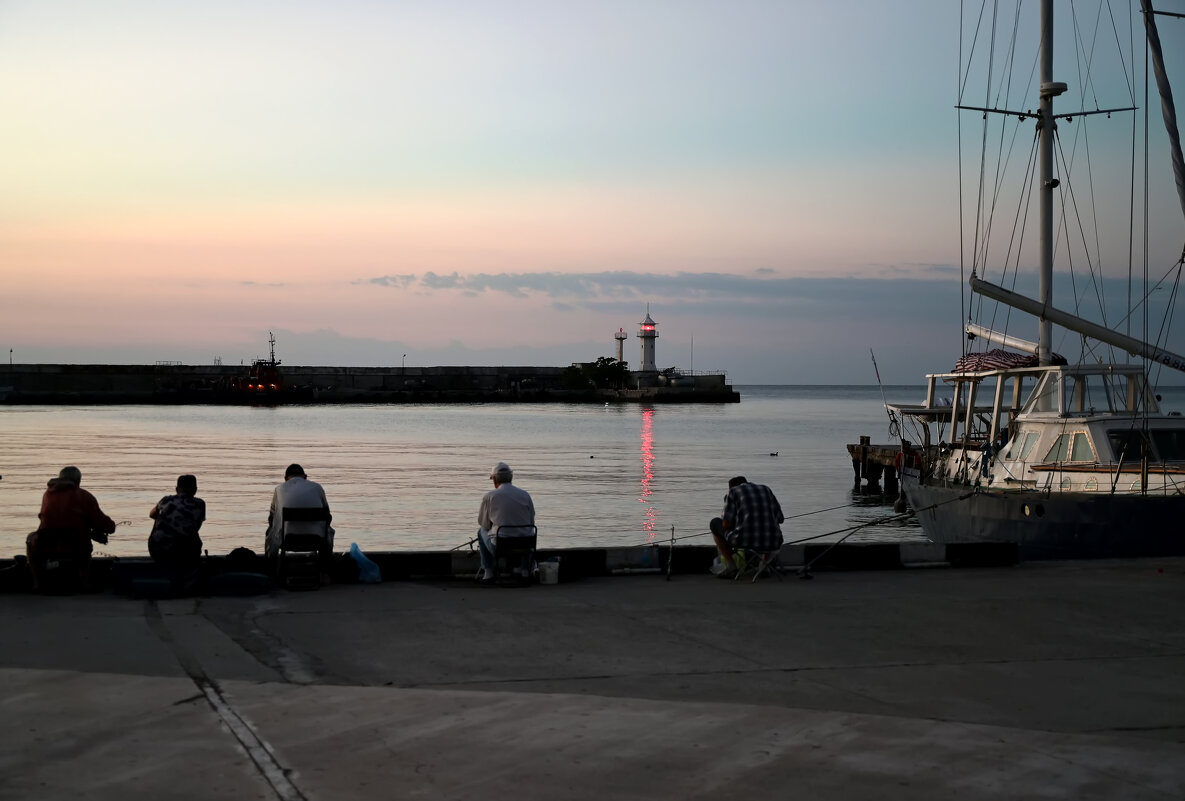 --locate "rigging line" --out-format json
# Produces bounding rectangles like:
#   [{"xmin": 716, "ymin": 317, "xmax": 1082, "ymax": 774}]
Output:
[
  {"xmin": 976, "ymin": 117, "xmax": 1036, "ymax": 348},
  {"xmin": 1128, "ymin": 0, "xmax": 1139, "ymax": 340},
  {"xmin": 965, "ymin": 0, "xmax": 998, "ymax": 351},
  {"xmin": 1143, "ymin": 12, "xmax": 1152, "ymax": 359},
  {"xmin": 1061, "ymin": 86, "xmax": 1111, "ymax": 327},
  {"xmin": 1071, "ymin": 0, "xmax": 1109, "ymax": 113},
  {"xmin": 1109, "ymin": 0, "xmax": 1138, "ymax": 102},
  {"xmin": 979, "ymin": 51, "xmax": 1020, "ymax": 275},
  {"xmin": 959, "ymin": 0, "xmax": 985, "ymax": 103},
  {"xmin": 958, "ymin": 0, "xmax": 975, "ymax": 354},
  {"xmin": 1050, "ymin": 127, "xmax": 1114, "ymax": 350},
  {"xmin": 1093, "ymin": 259, "xmax": 1183, "ymax": 344},
  {"xmin": 968, "ymin": 111, "xmax": 1017, "ymax": 338},
  {"xmin": 1149, "ymin": 261, "xmax": 1183, "ymax": 378},
  {"xmin": 984, "ymin": 110, "xmax": 1030, "ymax": 279}
]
